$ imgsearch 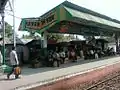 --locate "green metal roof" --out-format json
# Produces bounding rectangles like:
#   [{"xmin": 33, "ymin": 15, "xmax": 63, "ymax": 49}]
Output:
[
  {"xmin": 19, "ymin": 1, "xmax": 120, "ymax": 36},
  {"xmin": 64, "ymin": 6, "xmax": 120, "ymax": 29},
  {"xmin": 62, "ymin": 1, "xmax": 120, "ymax": 23}
]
